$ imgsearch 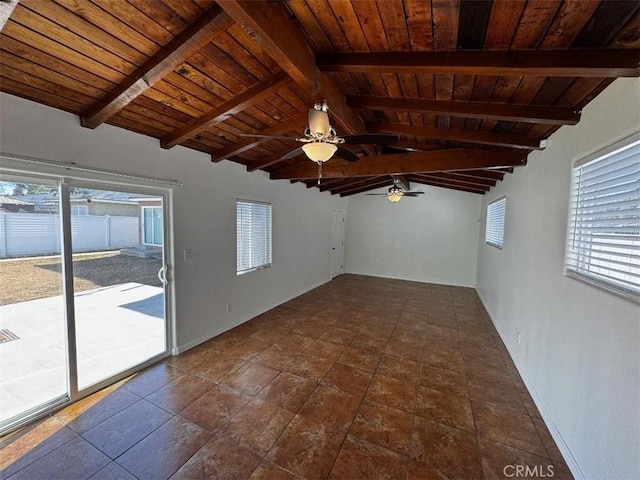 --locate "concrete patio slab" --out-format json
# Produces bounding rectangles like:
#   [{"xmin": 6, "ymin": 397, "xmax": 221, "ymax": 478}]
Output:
[{"xmin": 0, "ymin": 283, "xmax": 165, "ymax": 425}]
